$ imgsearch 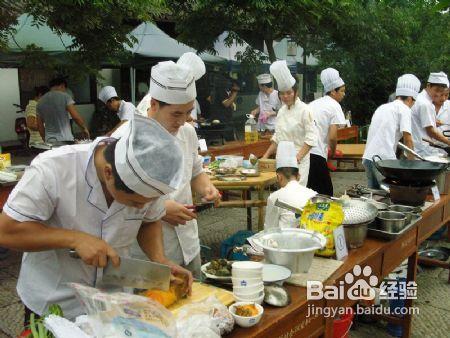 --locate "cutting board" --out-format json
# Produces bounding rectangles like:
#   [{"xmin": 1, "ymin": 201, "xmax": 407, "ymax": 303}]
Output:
[{"xmin": 169, "ymin": 282, "xmax": 234, "ymax": 314}]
